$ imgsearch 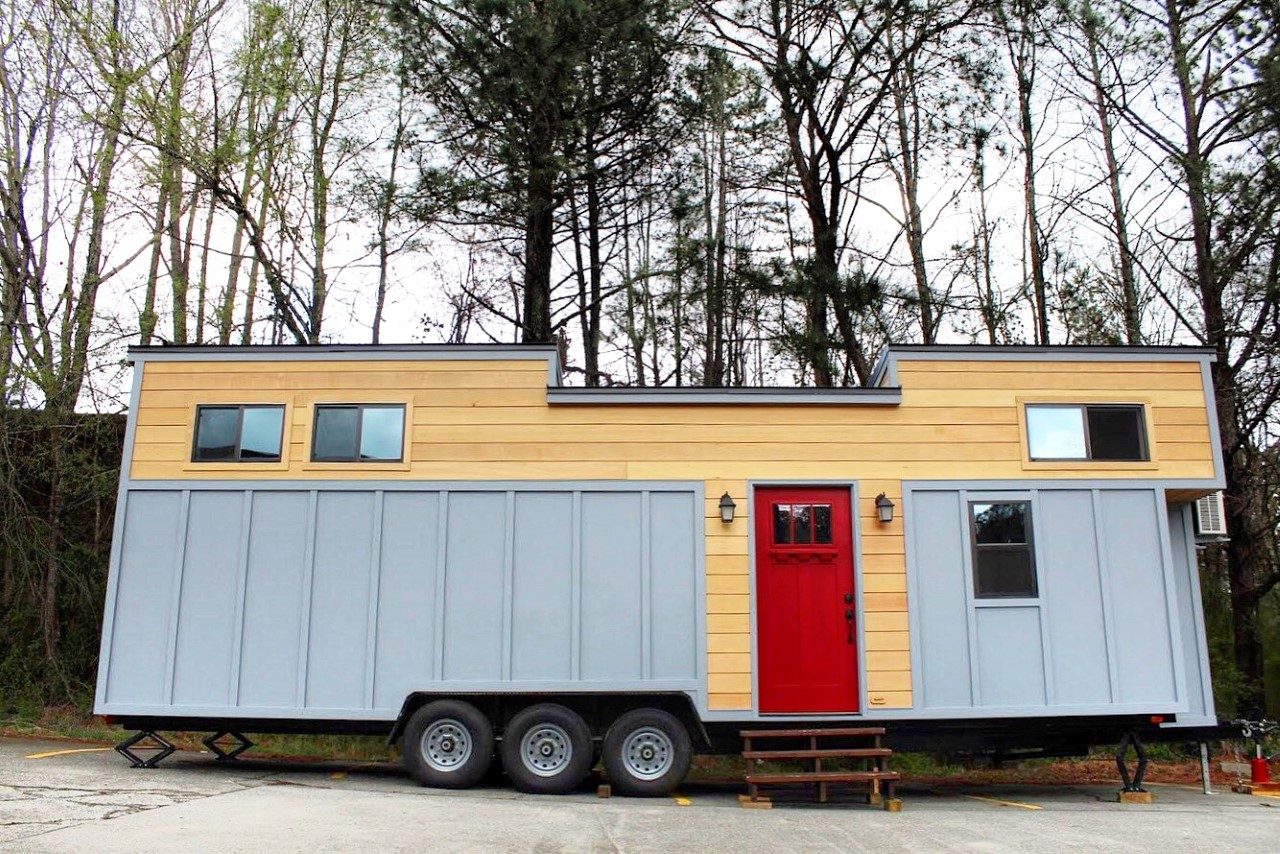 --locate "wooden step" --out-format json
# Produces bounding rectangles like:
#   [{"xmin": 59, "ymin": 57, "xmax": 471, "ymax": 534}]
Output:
[
  {"xmin": 743, "ymin": 747, "xmax": 892, "ymax": 761},
  {"xmin": 739, "ymin": 726, "xmax": 886, "ymax": 739},
  {"xmin": 745, "ymin": 770, "xmax": 902, "ymax": 785}
]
